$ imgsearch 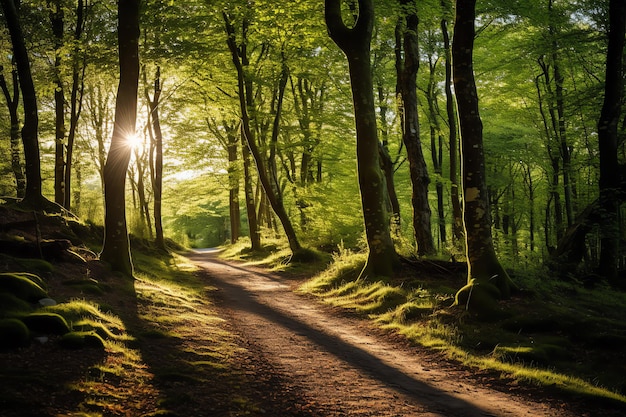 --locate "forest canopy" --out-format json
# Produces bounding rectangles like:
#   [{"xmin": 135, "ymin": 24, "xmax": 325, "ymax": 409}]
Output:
[{"xmin": 0, "ymin": 0, "xmax": 624, "ymax": 291}]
